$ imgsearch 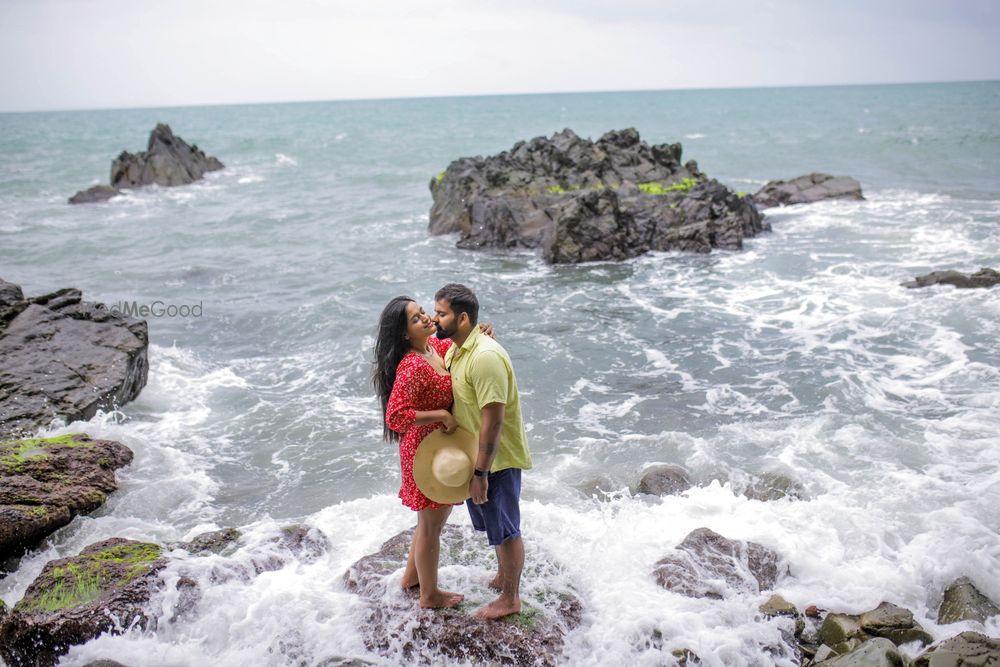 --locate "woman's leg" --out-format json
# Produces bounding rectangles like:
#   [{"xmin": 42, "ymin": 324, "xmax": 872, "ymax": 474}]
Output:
[
  {"xmin": 415, "ymin": 505, "xmax": 464, "ymax": 608},
  {"xmin": 400, "ymin": 531, "xmax": 419, "ymax": 589}
]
